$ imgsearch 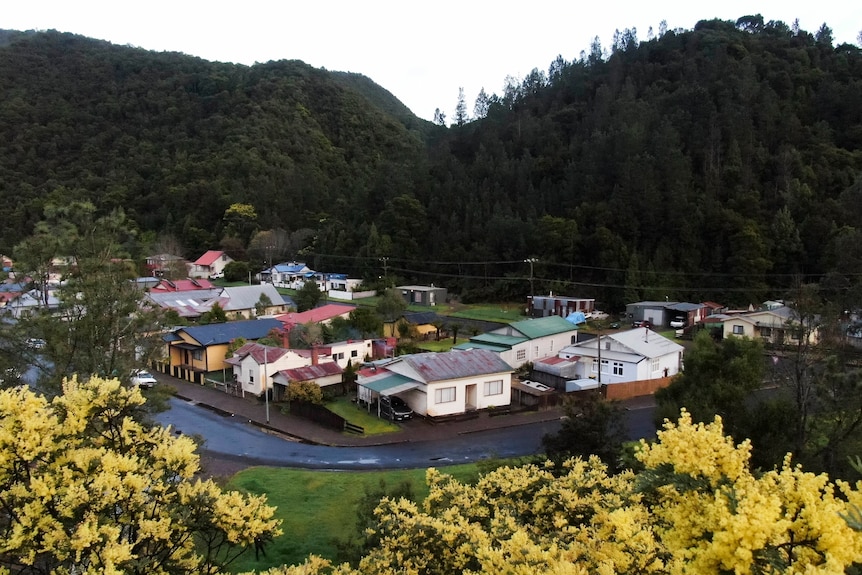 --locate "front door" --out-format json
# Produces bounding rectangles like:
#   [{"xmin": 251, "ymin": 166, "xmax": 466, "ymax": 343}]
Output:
[{"xmin": 465, "ymin": 384, "xmax": 477, "ymax": 411}]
